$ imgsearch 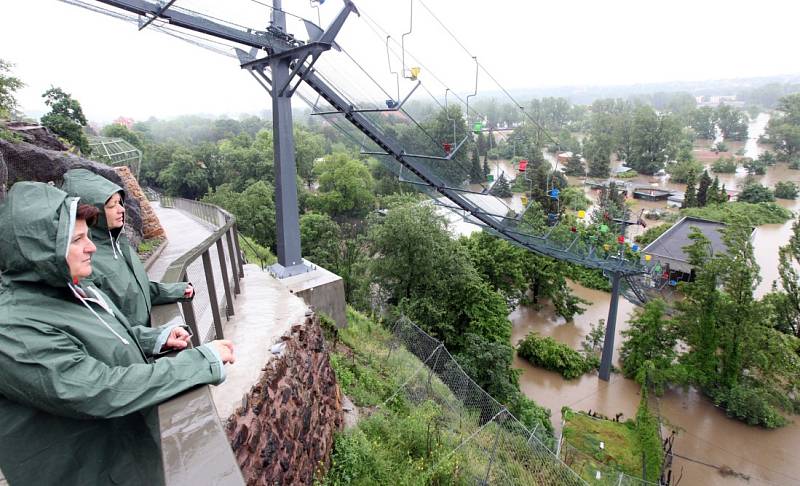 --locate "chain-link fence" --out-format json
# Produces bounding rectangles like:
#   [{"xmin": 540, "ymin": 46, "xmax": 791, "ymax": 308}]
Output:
[{"xmin": 383, "ymin": 316, "xmax": 664, "ymax": 485}]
